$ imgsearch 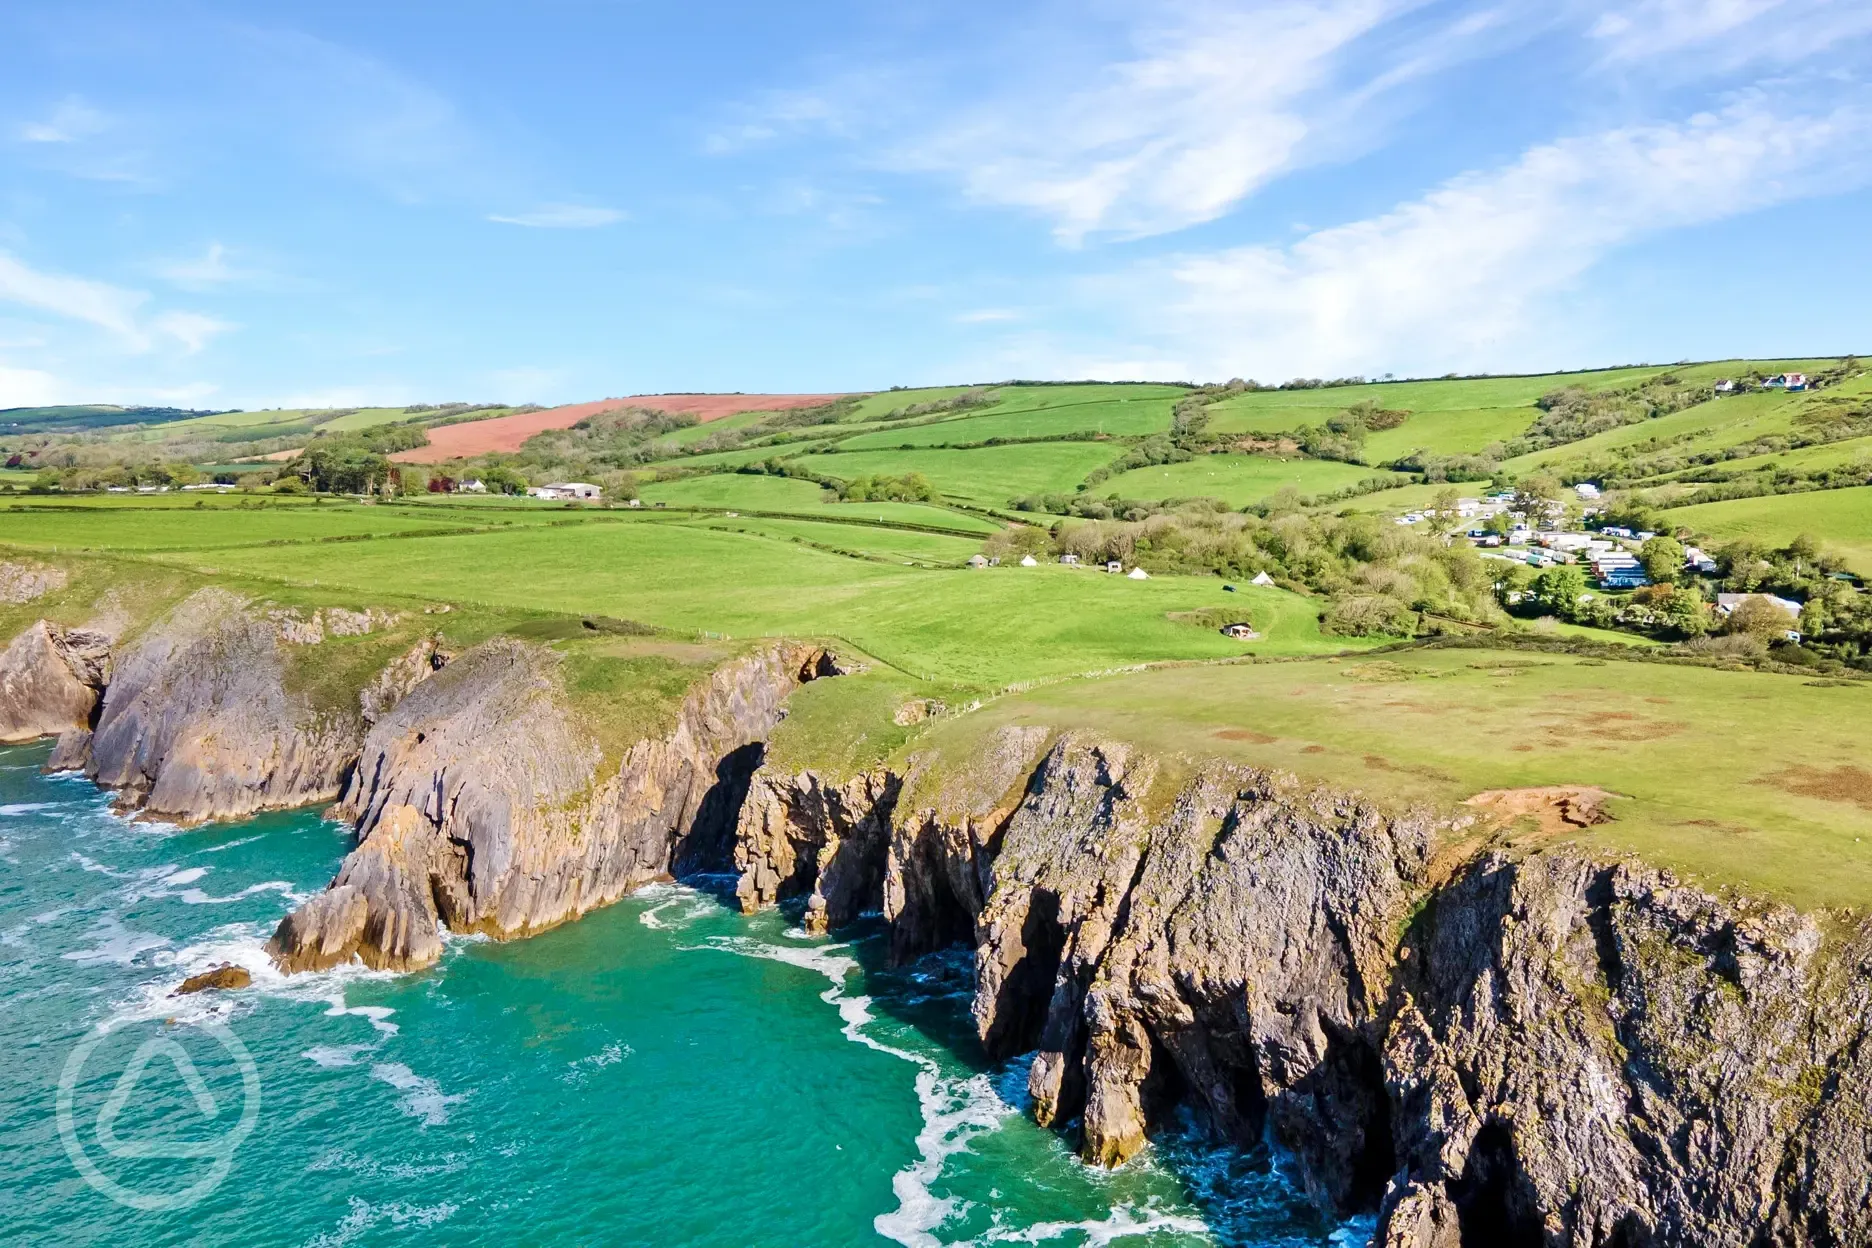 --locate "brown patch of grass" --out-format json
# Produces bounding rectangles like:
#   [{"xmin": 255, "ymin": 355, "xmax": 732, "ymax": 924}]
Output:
[
  {"xmin": 1758, "ymin": 765, "xmax": 1872, "ymax": 812},
  {"xmin": 1363, "ymin": 754, "xmax": 1459, "ymax": 783},
  {"xmin": 1214, "ymin": 728, "xmax": 1277, "ymax": 745},
  {"xmin": 1300, "ymin": 744, "xmax": 1325, "ymax": 754}
]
